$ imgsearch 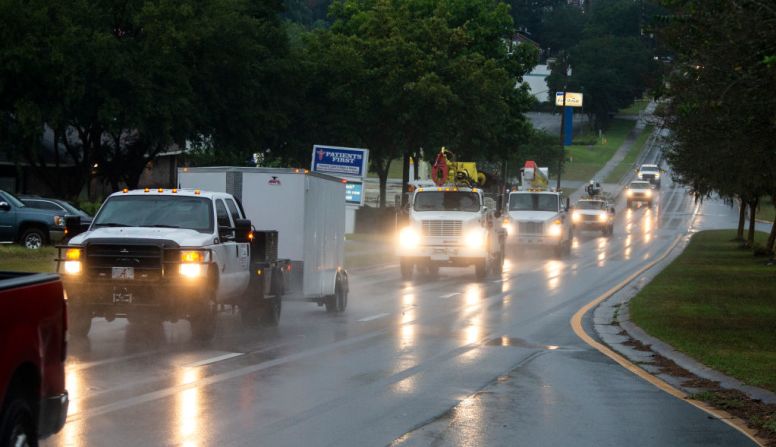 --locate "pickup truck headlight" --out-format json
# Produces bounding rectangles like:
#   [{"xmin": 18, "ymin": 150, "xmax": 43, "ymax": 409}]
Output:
[
  {"xmin": 63, "ymin": 248, "xmax": 82, "ymax": 275},
  {"xmin": 654, "ymin": 173, "xmax": 660, "ymax": 179},
  {"xmin": 399, "ymin": 227, "xmax": 420, "ymax": 249},
  {"xmin": 627, "ymin": 190, "xmax": 634, "ymax": 197},
  {"xmin": 598, "ymin": 213, "xmax": 608, "ymax": 222},
  {"xmin": 572, "ymin": 212, "xmax": 581, "ymax": 223},
  {"xmin": 465, "ymin": 228, "xmax": 485, "ymax": 248},
  {"xmin": 54, "ymin": 215, "xmax": 64, "ymax": 226},
  {"xmin": 179, "ymin": 250, "xmax": 208, "ymax": 278},
  {"xmin": 547, "ymin": 220, "xmax": 563, "ymax": 237},
  {"xmin": 645, "ymin": 190, "xmax": 652, "ymax": 197}
]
